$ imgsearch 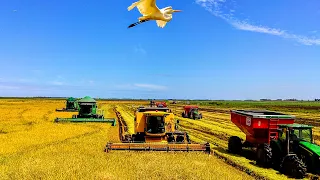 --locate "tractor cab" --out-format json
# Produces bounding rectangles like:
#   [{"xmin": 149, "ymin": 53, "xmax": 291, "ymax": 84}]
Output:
[
  {"xmin": 190, "ymin": 108, "xmax": 199, "ymax": 114},
  {"xmin": 278, "ymin": 124, "xmax": 313, "ymax": 144},
  {"xmin": 278, "ymin": 124, "xmax": 314, "ymax": 153}
]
